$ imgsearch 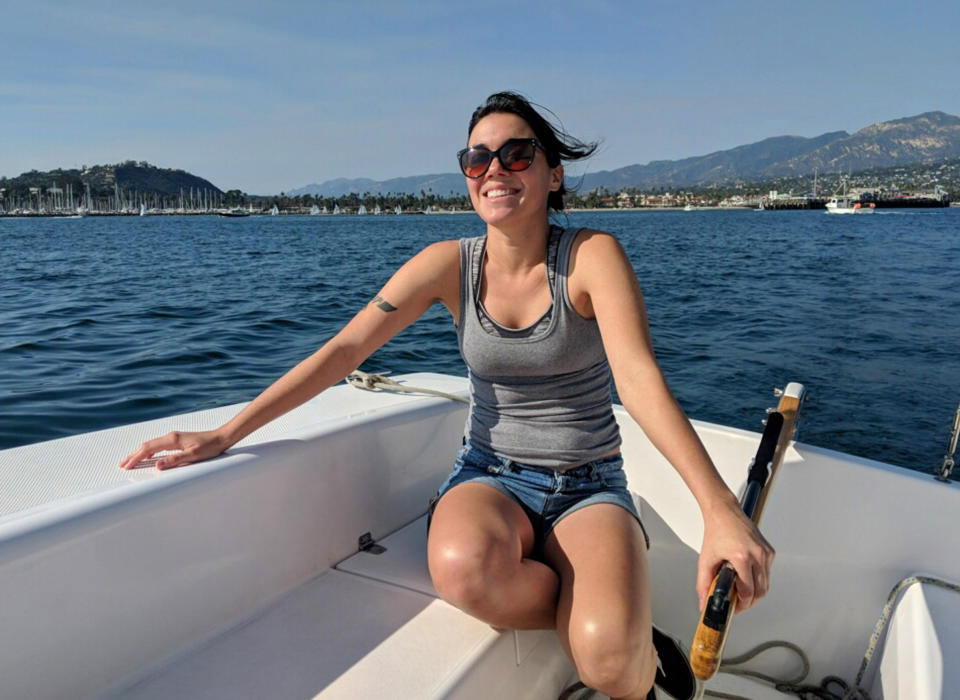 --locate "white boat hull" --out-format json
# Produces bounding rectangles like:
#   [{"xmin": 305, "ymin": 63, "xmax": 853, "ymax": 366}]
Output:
[
  {"xmin": 826, "ymin": 206, "xmax": 875, "ymax": 214},
  {"xmin": 1, "ymin": 374, "xmax": 957, "ymax": 698},
  {"xmin": 826, "ymin": 197, "xmax": 875, "ymax": 214}
]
